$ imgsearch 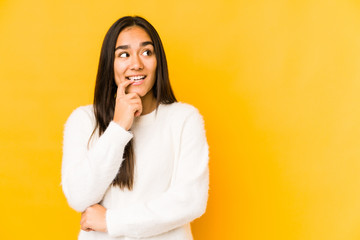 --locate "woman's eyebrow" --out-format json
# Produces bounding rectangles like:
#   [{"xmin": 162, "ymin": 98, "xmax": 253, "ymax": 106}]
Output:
[
  {"xmin": 140, "ymin": 41, "xmax": 153, "ymax": 47},
  {"xmin": 115, "ymin": 45, "xmax": 129, "ymax": 51},
  {"xmin": 115, "ymin": 41, "xmax": 154, "ymax": 51}
]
